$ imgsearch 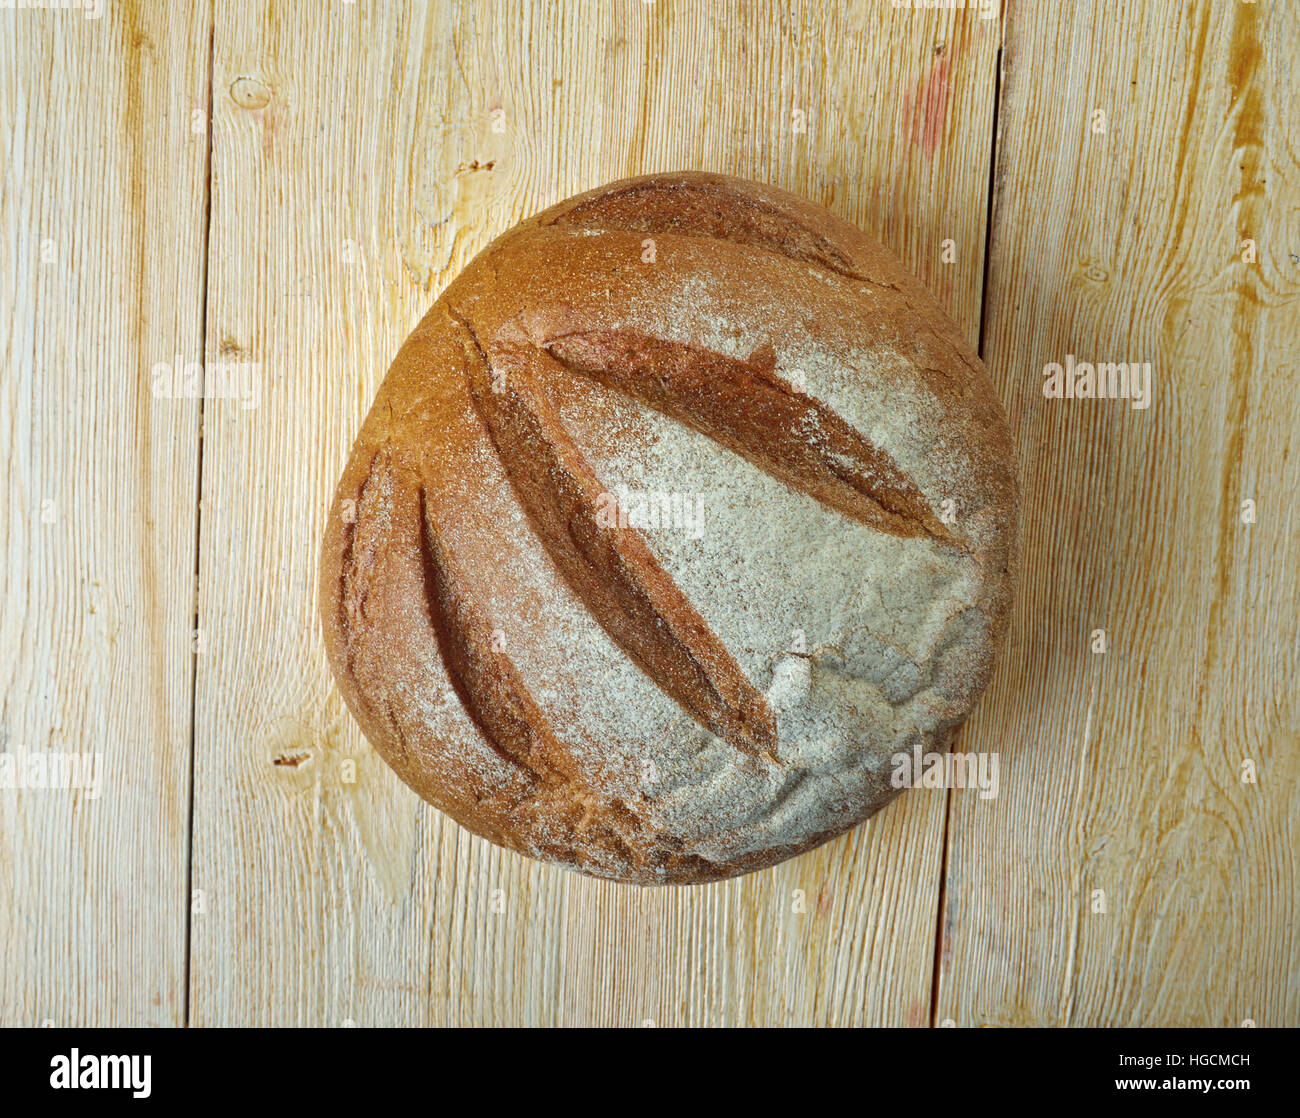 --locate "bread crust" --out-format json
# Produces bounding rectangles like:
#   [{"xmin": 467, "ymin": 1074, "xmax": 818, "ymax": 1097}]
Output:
[{"xmin": 320, "ymin": 172, "xmax": 1018, "ymax": 885}]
